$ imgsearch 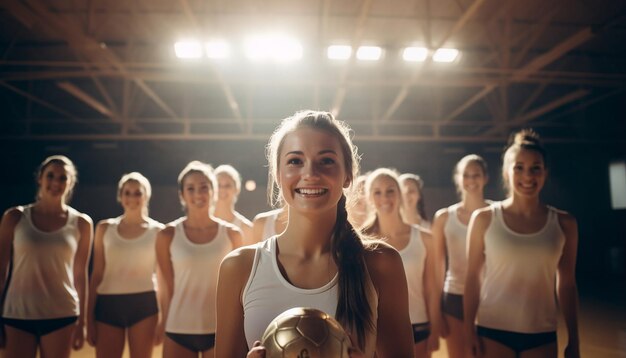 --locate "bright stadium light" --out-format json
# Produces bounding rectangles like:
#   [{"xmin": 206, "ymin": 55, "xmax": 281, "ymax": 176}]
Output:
[
  {"xmin": 327, "ymin": 45, "xmax": 352, "ymax": 60},
  {"xmin": 356, "ymin": 46, "xmax": 382, "ymax": 61},
  {"xmin": 433, "ymin": 48, "xmax": 460, "ymax": 63},
  {"xmin": 402, "ymin": 47, "xmax": 428, "ymax": 62},
  {"xmin": 244, "ymin": 34, "xmax": 302, "ymax": 62},
  {"xmin": 174, "ymin": 40, "xmax": 203, "ymax": 59},
  {"xmin": 205, "ymin": 40, "xmax": 230, "ymax": 59}
]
